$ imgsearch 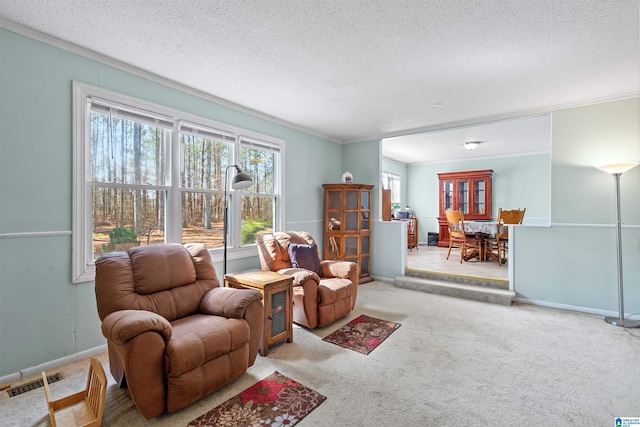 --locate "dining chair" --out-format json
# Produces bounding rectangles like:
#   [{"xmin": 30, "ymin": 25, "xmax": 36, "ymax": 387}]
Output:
[
  {"xmin": 407, "ymin": 218, "xmax": 418, "ymax": 252},
  {"xmin": 445, "ymin": 209, "xmax": 477, "ymax": 263},
  {"xmin": 485, "ymin": 208, "xmax": 526, "ymax": 265}
]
